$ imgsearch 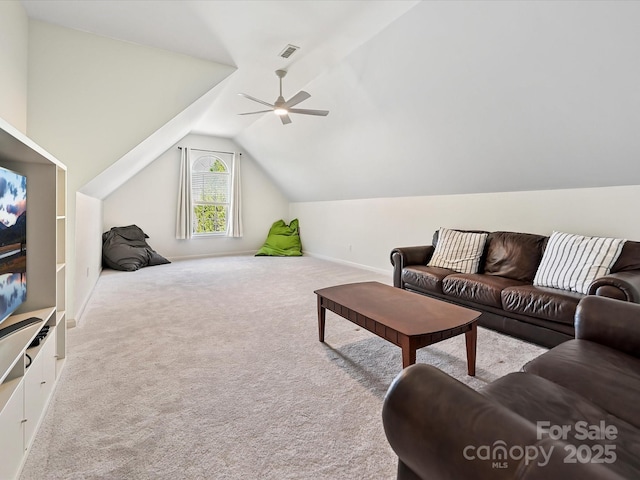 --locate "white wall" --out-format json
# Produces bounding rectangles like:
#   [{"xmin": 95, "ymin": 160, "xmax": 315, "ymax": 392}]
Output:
[
  {"xmin": 0, "ymin": 0, "xmax": 28, "ymax": 133},
  {"xmin": 103, "ymin": 134, "xmax": 289, "ymax": 258},
  {"xmin": 74, "ymin": 193, "xmax": 103, "ymax": 323},
  {"xmin": 27, "ymin": 21, "xmax": 234, "ymax": 189},
  {"xmin": 291, "ymin": 186, "xmax": 640, "ymax": 274},
  {"xmin": 27, "ymin": 20, "xmax": 234, "ymax": 322}
]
